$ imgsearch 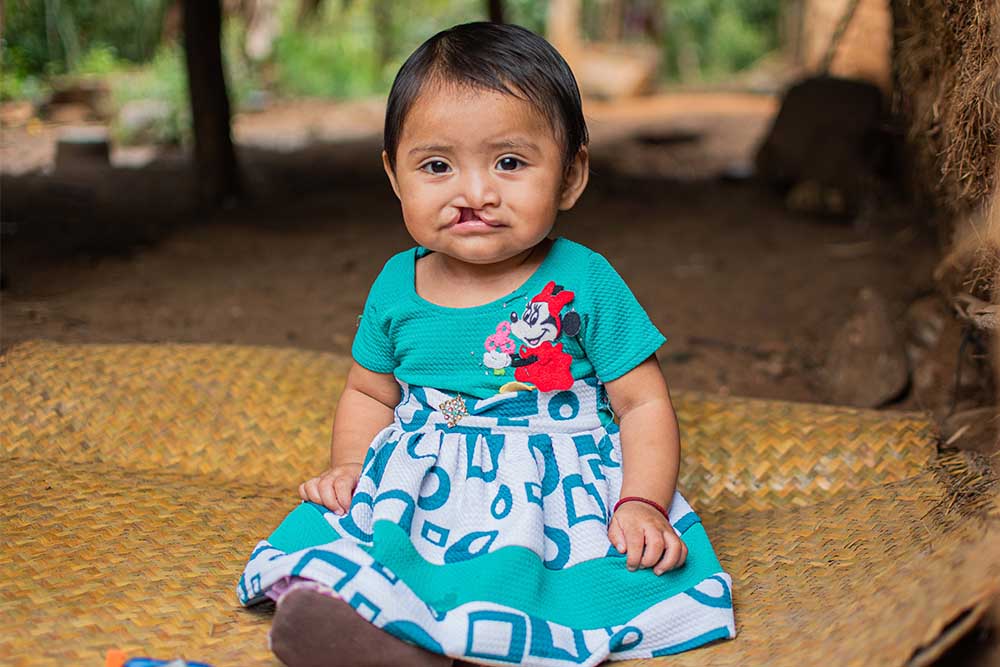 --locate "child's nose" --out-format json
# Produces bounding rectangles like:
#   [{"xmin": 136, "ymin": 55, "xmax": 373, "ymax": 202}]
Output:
[{"xmin": 460, "ymin": 169, "xmax": 500, "ymax": 208}]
